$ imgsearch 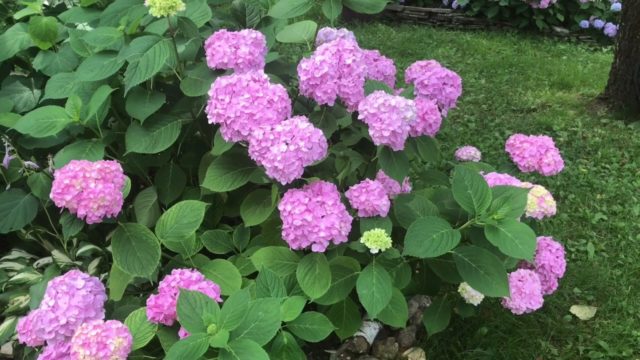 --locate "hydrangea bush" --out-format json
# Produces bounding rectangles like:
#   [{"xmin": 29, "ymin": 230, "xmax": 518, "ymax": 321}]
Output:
[{"xmin": 0, "ymin": 0, "xmax": 567, "ymax": 358}]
